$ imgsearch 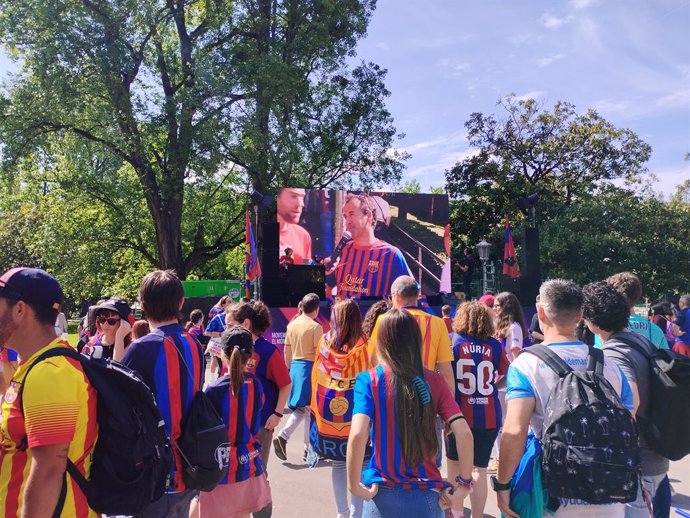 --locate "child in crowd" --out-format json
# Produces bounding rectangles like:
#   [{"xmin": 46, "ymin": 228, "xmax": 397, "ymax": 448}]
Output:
[{"xmin": 201, "ymin": 326, "xmax": 272, "ymax": 518}]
